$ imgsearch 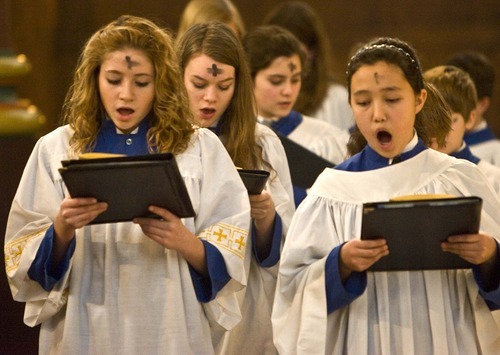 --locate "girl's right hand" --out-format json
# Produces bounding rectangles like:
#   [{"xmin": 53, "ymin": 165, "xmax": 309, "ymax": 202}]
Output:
[
  {"xmin": 339, "ymin": 239, "xmax": 389, "ymax": 281},
  {"xmin": 55, "ymin": 197, "xmax": 108, "ymax": 241}
]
